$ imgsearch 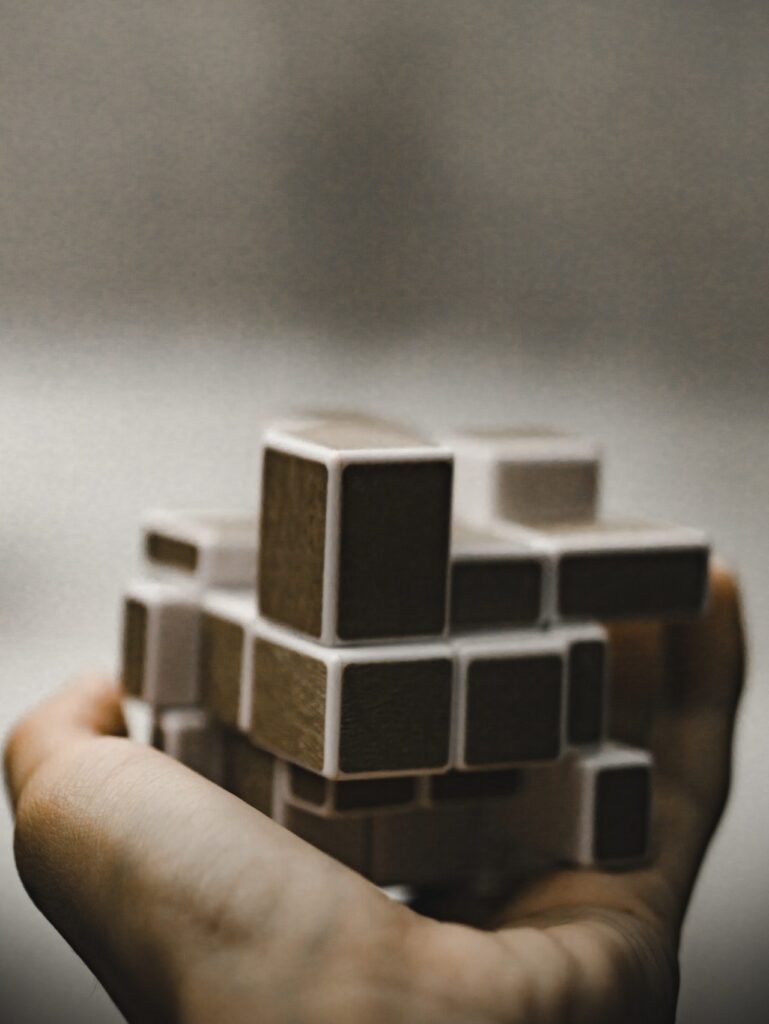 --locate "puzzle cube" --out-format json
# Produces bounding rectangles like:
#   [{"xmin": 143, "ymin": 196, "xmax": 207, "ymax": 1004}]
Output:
[
  {"xmin": 142, "ymin": 509, "xmax": 257, "ymax": 588},
  {"xmin": 200, "ymin": 590, "xmax": 257, "ymax": 731},
  {"xmin": 250, "ymin": 617, "xmax": 454, "ymax": 779},
  {"xmin": 151, "ymin": 708, "xmax": 224, "ymax": 783},
  {"xmin": 449, "ymin": 524, "xmax": 552, "ymax": 632},
  {"xmin": 121, "ymin": 580, "xmax": 201, "ymax": 706},
  {"xmin": 258, "ymin": 415, "xmax": 453, "ymax": 644},
  {"xmin": 453, "ymin": 630, "xmax": 566, "ymax": 770},
  {"xmin": 487, "ymin": 744, "xmax": 652, "ymax": 868},
  {"xmin": 449, "ymin": 427, "xmax": 601, "ymax": 527}
]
